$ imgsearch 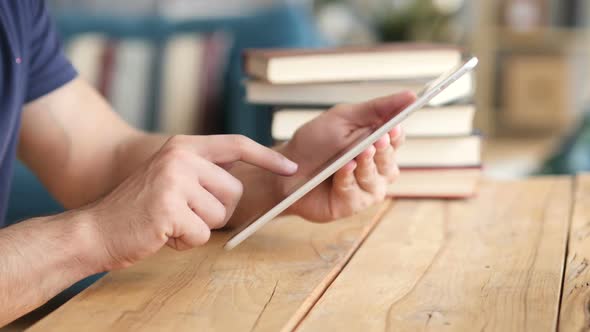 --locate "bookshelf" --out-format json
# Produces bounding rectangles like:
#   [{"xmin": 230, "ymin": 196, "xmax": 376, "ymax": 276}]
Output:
[{"xmin": 471, "ymin": 0, "xmax": 590, "ymax": 136}]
